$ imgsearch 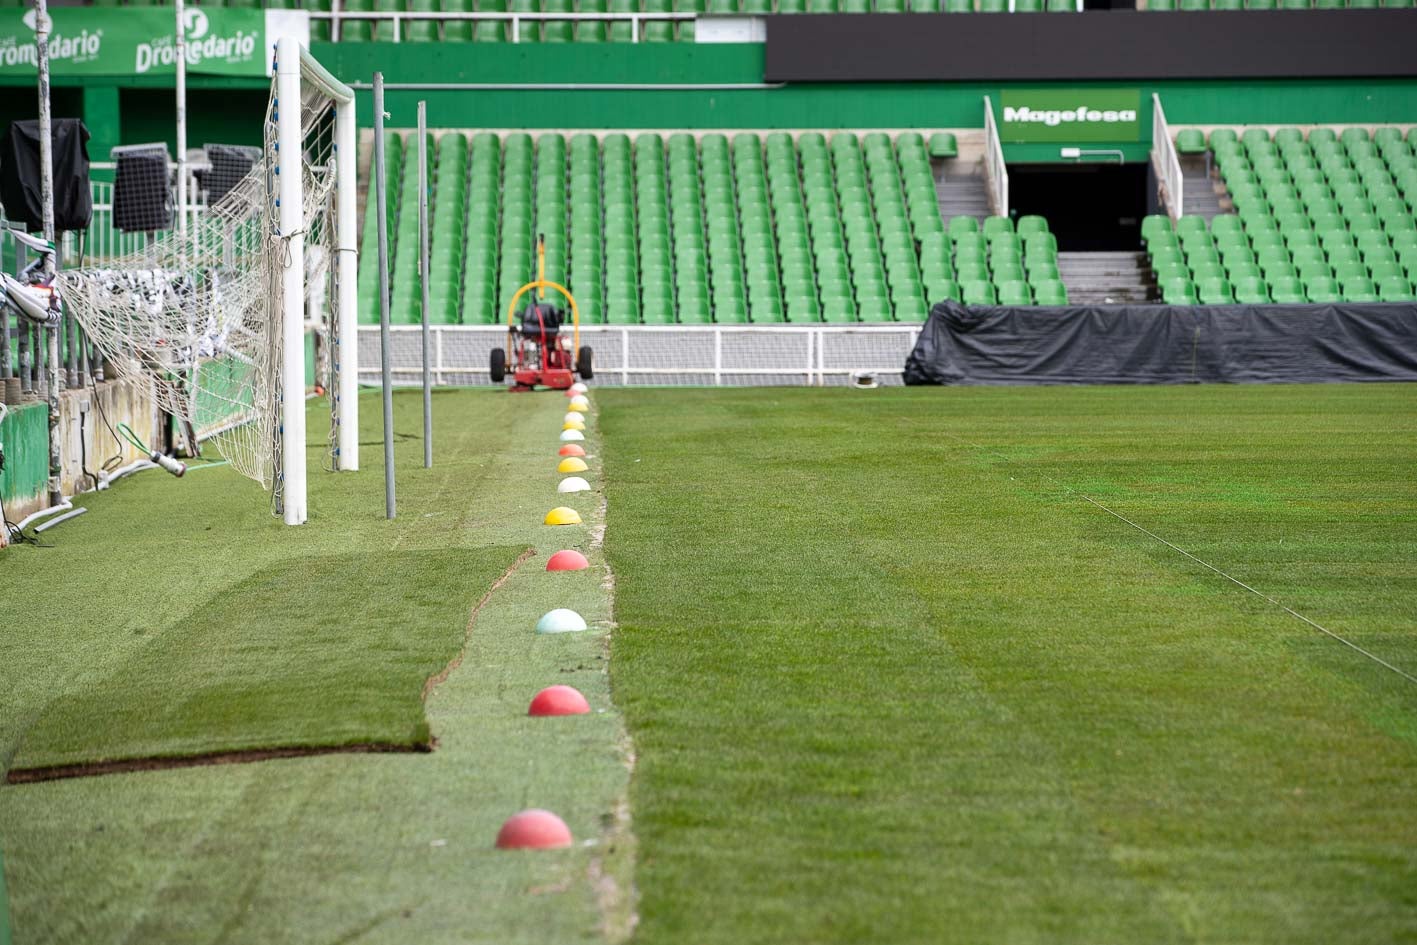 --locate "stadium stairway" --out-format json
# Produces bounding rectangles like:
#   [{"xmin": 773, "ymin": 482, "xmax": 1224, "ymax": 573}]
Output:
[
  {"xmin": 1180, "ymin": 153, "xmax": 1228, "ymax": 221},
  {"xmin": 936, "ymin": 174, "xmax": 992, "ymax": 225},
  {"xmin": 1056, "ymin": 251, "xmax": 1157, "ymax": 304},
  {"xmin": 932, "ymin": 132, "xmax": 992, "ymax": 223}
]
